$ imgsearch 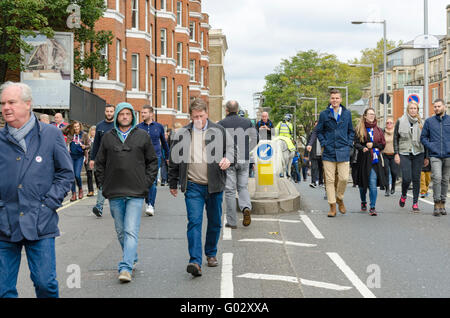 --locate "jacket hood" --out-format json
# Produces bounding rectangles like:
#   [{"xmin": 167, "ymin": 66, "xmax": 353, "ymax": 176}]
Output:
[{"xmin": 114, "ymin": 102, "xmax": 137, "ymax": 133}]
